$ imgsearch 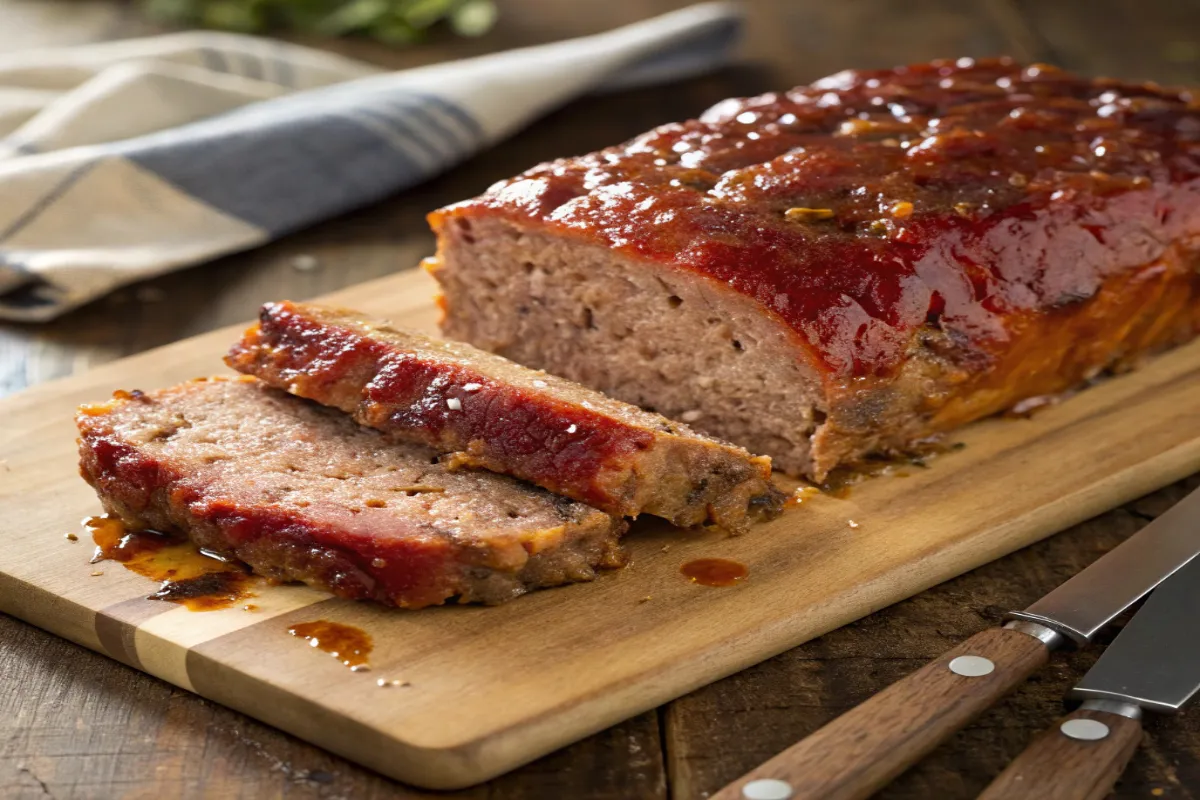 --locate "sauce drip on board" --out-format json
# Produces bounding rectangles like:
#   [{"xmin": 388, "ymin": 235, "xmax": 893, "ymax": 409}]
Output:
[
  {"xmin": 288, "ymin": 620, "xmax": 373, "ymax": 671},
  {"xmin": 84, "ymin": 515, "xmax": 254, "ymax": 611},
  {"xmin": 681, "ymin": 558, "xmax": 748, "ymax": 587}
]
